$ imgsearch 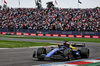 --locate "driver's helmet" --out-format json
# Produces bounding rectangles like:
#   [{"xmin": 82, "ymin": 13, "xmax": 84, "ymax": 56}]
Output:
[{"xmin": 63, "ymin": 41, "xmax": 69, "ymax": 46}]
